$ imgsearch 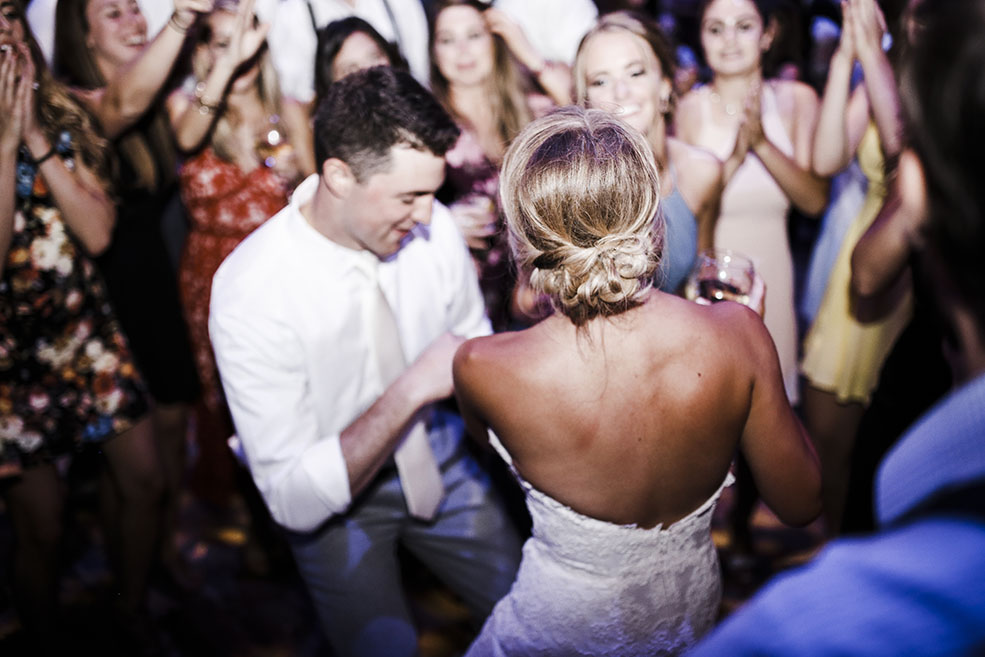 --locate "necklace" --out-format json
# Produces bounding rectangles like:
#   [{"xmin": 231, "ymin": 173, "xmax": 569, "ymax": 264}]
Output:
[{"xmin": 709, "ymin": 88, "xmax": 739, "ymax": 117}]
